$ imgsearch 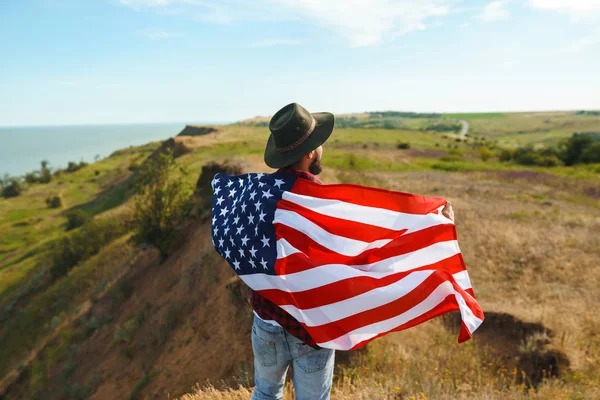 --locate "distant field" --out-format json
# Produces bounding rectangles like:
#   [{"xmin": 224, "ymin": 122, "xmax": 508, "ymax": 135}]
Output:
[
  {"xmin": 462, "ymin": 112, "xmax": 600, "ymax": 145},
  {"xmin": 443, "ymin": 112, "xmax": 507, "ymax": 119}
]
